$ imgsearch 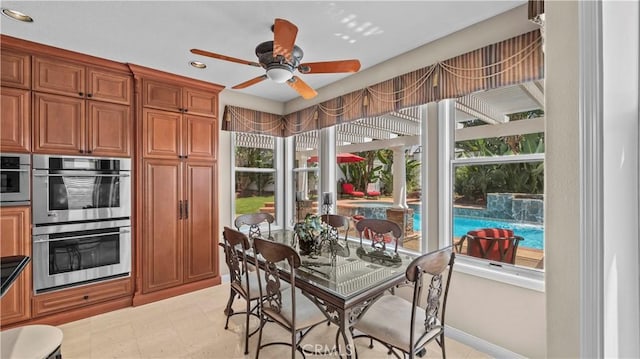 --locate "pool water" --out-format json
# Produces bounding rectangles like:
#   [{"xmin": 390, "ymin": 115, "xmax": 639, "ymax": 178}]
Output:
[{"xmin": 413, "ymin": 213, "xmax": 544, "ymax": 250}]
